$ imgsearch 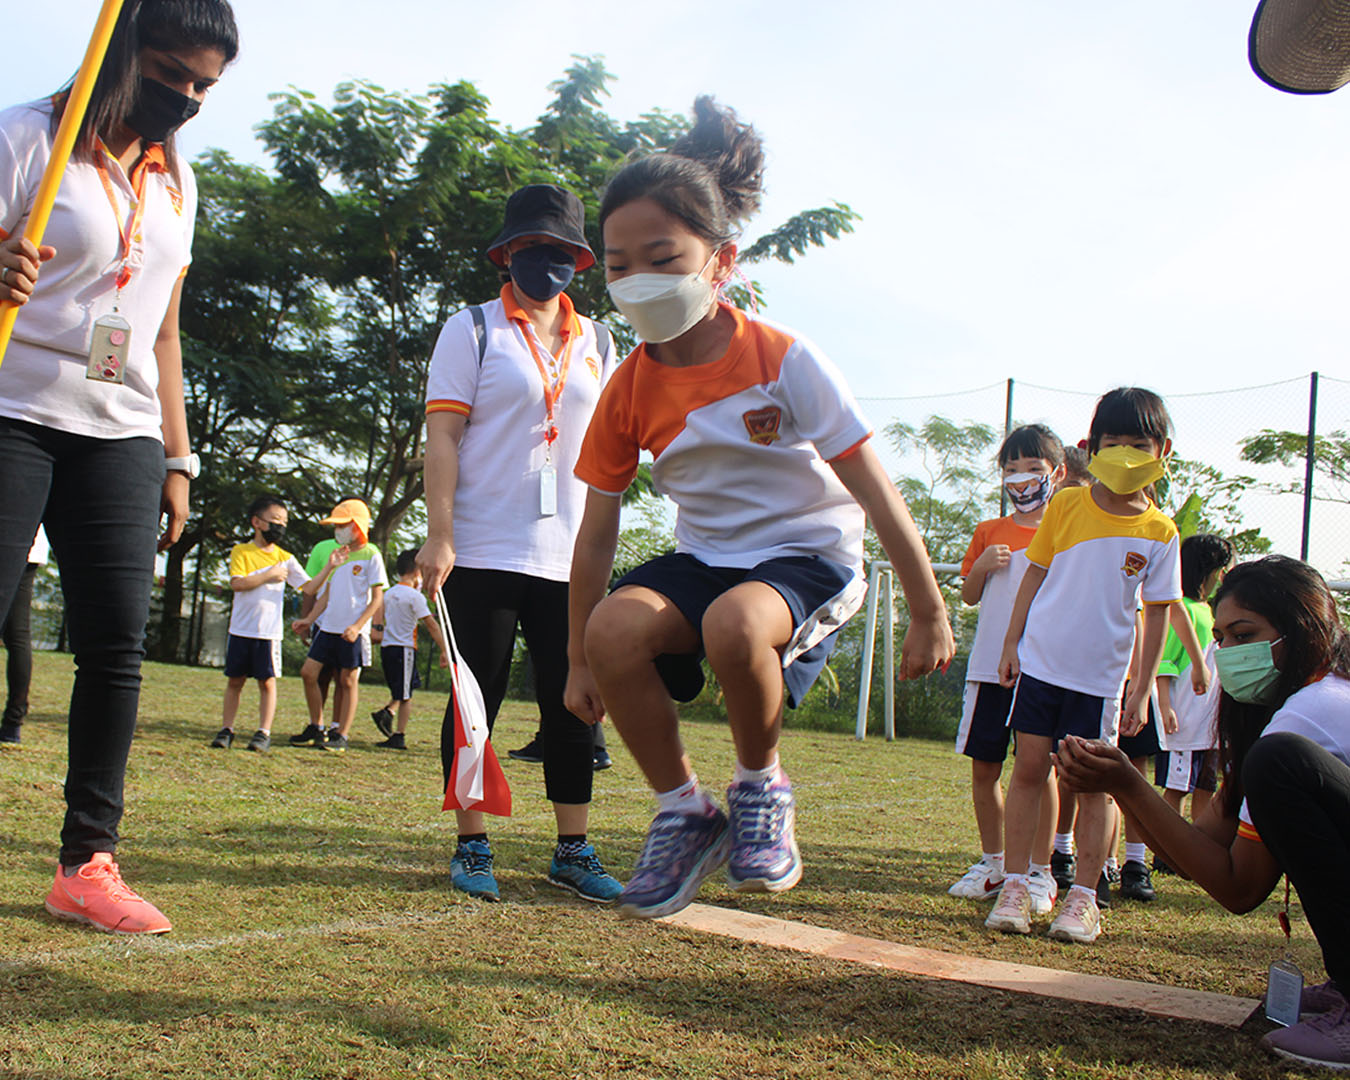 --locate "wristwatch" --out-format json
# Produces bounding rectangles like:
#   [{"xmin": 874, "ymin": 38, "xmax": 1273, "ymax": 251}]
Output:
[{"xmin": 164, "ymin": 452, "xmax": 201, "ymax": 480}]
